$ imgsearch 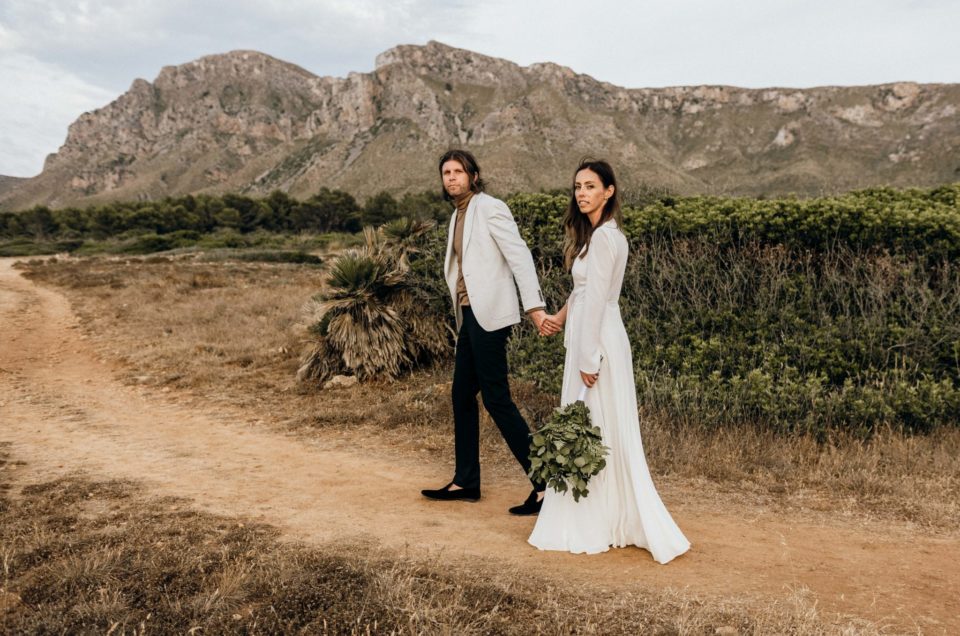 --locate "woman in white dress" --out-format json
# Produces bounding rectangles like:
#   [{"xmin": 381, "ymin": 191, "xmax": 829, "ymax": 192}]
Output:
[{"xmin": 528, "ymin": 159, "xmax": 690, "ymax": 564}]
